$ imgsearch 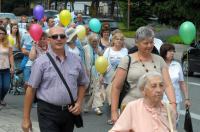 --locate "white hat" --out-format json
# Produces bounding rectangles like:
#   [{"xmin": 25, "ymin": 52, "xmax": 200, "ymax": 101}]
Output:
[{"xmin": 65, "ymin": 27, "xmax": 78, "ymax": 43}]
